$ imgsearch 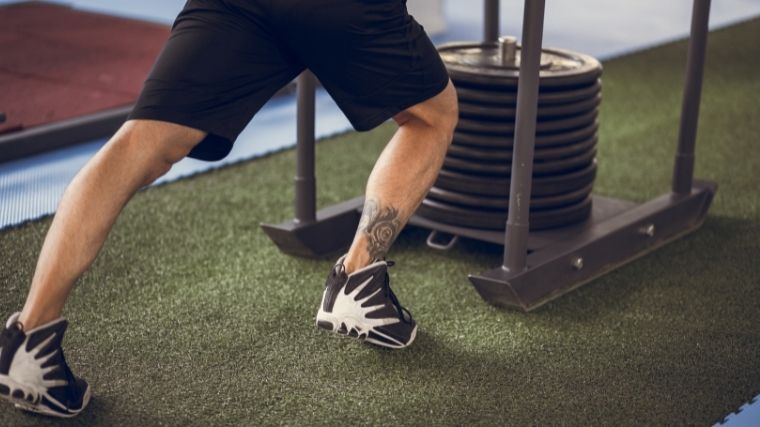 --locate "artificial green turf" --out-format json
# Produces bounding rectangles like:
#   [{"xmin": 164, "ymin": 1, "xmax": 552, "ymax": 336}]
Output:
[{"xmin": 2, "ymin": 18, "xmax": 760, "ymax": 427}]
